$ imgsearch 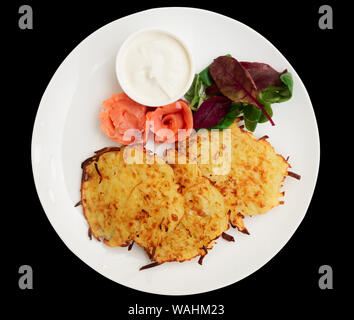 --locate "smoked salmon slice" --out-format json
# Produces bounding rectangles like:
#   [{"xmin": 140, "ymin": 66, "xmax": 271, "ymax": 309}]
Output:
[
  {"xmin": 99, "ymin": 93, "xmax": 147, "ymax": 145},
  {"xmin": 146, "ymin": 100, "xmax": 193, "ymax": 143}
]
